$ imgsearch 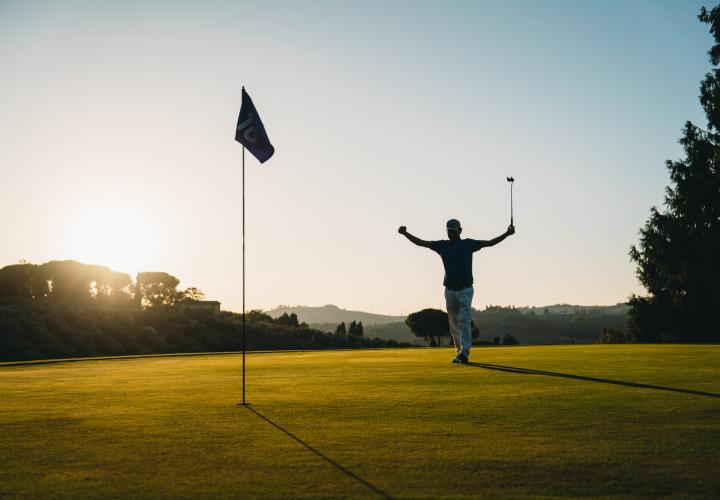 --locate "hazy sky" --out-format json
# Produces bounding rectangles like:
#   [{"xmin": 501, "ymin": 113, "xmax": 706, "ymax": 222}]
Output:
[{"xmin": 0, "ymin": 0, "xmax": 711, "ymax": 315}]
